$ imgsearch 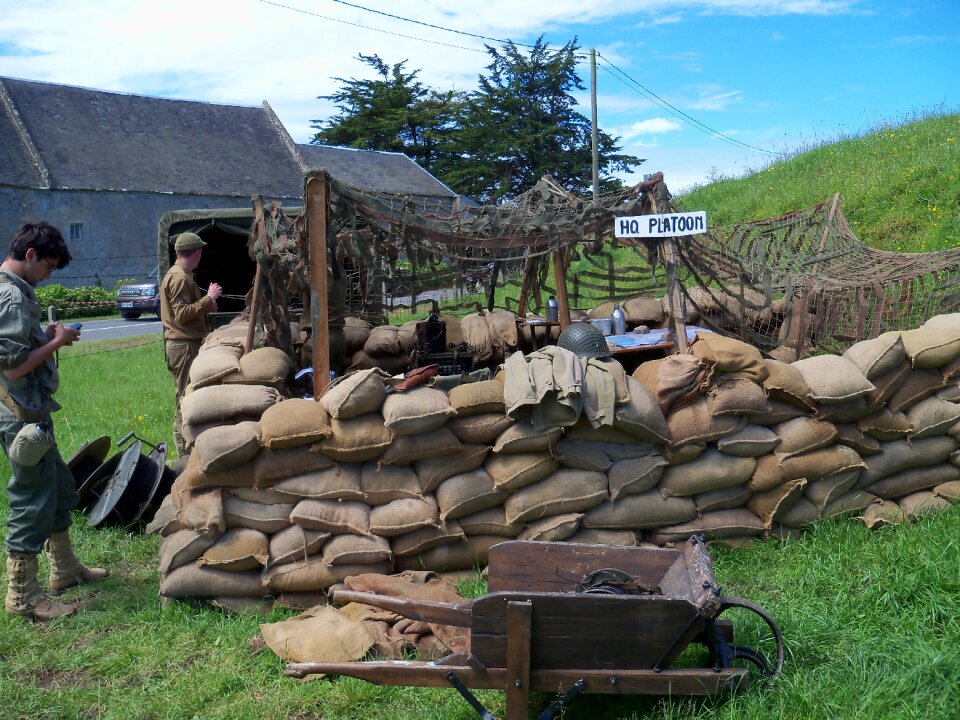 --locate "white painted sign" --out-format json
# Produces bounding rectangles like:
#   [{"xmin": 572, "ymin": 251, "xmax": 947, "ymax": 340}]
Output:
[{"xmin": 614, "ymin": 211, "xmax": 707, "ymax": 238}]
